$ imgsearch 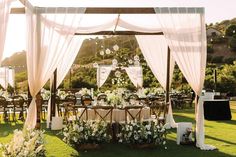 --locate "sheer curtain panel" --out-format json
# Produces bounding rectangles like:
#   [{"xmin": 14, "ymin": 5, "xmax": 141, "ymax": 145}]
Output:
[
  {"xmin": 124, "ymin": 66, "xmax": 143, "ymax": 88},
  {"xmin": 0, "ymin": 0, "xmax": 11, "ymax": 64},
  {"xmin": 97, "ymin": 66, "xmax": 112, "ymax": 88},
  {"xmin": 136, "ymin": 35, "xmax": 176, "ymax": 128},
  {"xmin": 25, "ymin": 7, "xmax": 85, "ymax": 129},
  {"xmin": 157, "ymin": 11, "xmax": 215, "ymax": 150}
]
